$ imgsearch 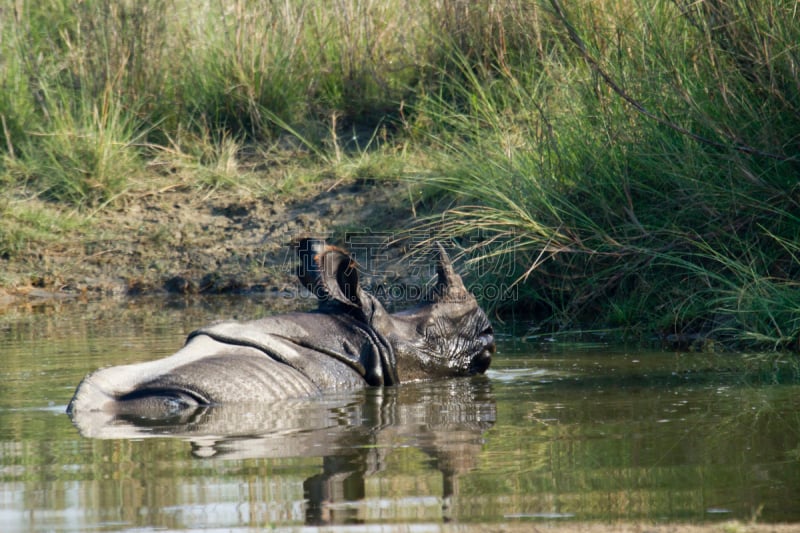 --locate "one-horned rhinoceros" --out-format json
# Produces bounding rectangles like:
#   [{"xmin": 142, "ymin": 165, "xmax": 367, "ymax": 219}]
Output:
[{"xmin": 66, "ymin": 239, "xmax": 495, "ymax": 416}]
